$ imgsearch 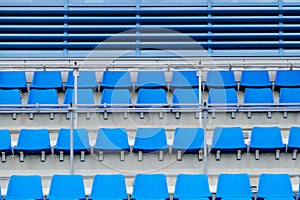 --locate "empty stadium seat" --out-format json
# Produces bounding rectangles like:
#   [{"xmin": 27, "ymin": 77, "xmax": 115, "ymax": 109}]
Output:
[
  {"xmin": 256, "ymin": 174, "xmax": 295, "ymax": 200},
  {"xmin": 173, "ymin": 174, "xmax": 211, "ymax": 200},
  {"xmin": 65, "ymin": 71, "xmax": 98, "ymax": 90},
  {"xmin": 54, "ymin": 128, "xmax": 90, "ymax": 162},
  {"xmin": 275, "ymin": 70, "xmax": 300, "ymax": 90},
  {"xmin": 170, "ymin": 70, "xmax": 199, "ymax": 89},
  {"xmin": 13, "ymin": 129, "xmax": 51, "ymax": 162},
  {"xmin": 279, "ymin": 88, "xmax": 300, "ymax": 105},
  {"xmin": 5, "ymin": 175, "xmax": 44, "ymax": 200},
  {"xmin": 100, "ymin": 89, "xmax": 132, "ymax": 108},
  {"xmin": 0, "ymin": 129, "xmax": 12, "ymax": 162},
  {"xmin": 205, "ymin": 70, "xmax": 237, "ymax": 89},
  {"xmin": 131, "ymin": 174, "xmax": 169, "ymax": 200},
  {"xmin": 208, "ymin": 88, "xmax": 238, "ymax": 105},
  {"xmin": 172, "ymin": 88, "xmax": 200, "ymax": 107},
  {"xmin": 46, "ymin": 174, "xmax": 86, "ymax": 200},
  {"xmin": 30, "ymin": 71, "xmax": 63, "ymax": 90},
  {"xmin": 133, "ymin": 128, "xmax": 168, "ymax": 161},
  {"xmin": 243, "ymin": 88, "xmax": 274, "ymax": 118},
  {"xmin": 240, "ymin": 70, "xmax": 272, "ymax": 89},
  {"xmin": 287, "ymin": 126, "xmax": 300, "ymax": 159},
  {"xmin": 63, "ymin": 88, "xmax": 95, "ymax": 105},
  {"xmin": 94, "ymin": 128, "xmax": 130, "ymax": 161},
  {"xmin": 100, "ymin": 71, "xmax": 132, "ymax": 90},
  {"xmin": 210, "ymin": 127, "xmax": 247, "ymax": 160},
  {"xmin": 89, "ymin": 174, "xmax": 128, "ymax": 200},
  {"xmin": 0, "ymin": 89, "xmax": 22, "ymax": 105},
  {"xmin": 135, "ymin": 71, "xmax": 167, "ymax": 90},
  {"xmin": 27, "ymin": 89, "xmax": 59, "ymax": 106},
  {"xmin": 216, "ymin": 173, "xmax": 254, "ymax": 200},
  {"xmin": 172, "ymin": 127, "xmax": 204, "ymax": 161},
  {"xmin": 249, "ymin": 127, "xmax": 286, "ymax": 160},
  {"xmin": 0, "ymin": 71, "xmax": 27, "ymax": 91}
]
